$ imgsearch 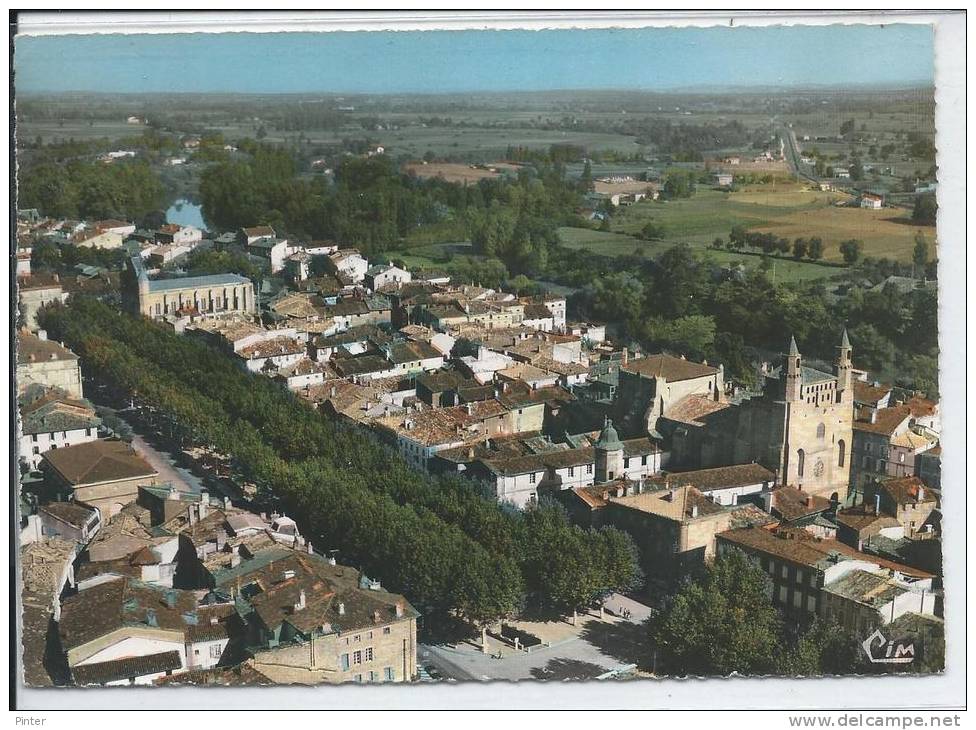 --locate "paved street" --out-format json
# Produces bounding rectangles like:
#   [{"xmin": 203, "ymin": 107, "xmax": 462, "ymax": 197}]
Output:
[{"xmin": 419, "ymin": 612, "xmax": 651, "ymax": 682}]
